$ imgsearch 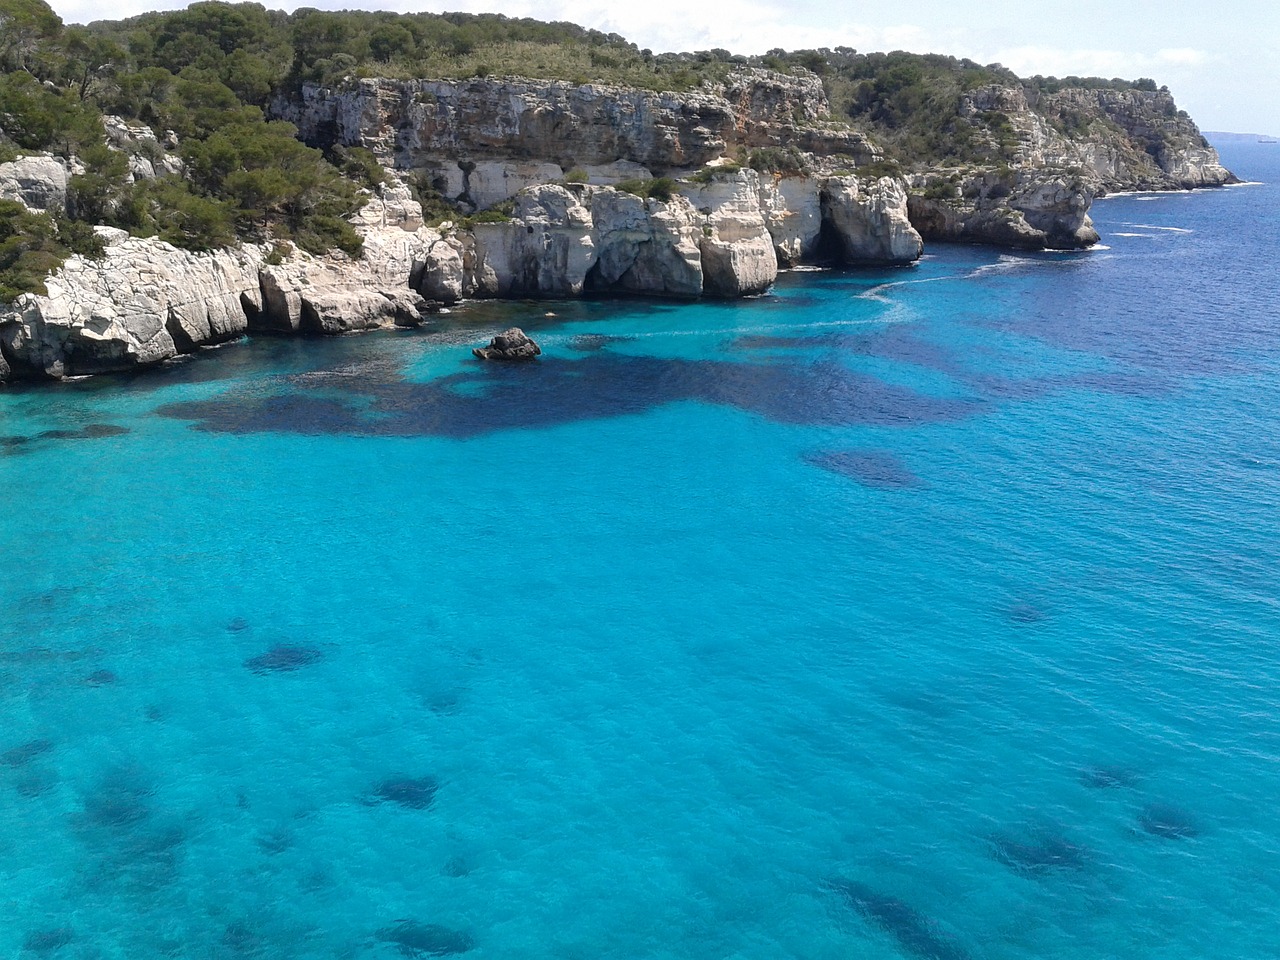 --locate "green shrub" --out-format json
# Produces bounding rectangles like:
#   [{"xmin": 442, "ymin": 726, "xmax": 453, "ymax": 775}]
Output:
[
  {"xmin": 563, "ymin": 167, "xmax": 589, "ymax": 183},
  {"xmin": 686, "ymin": 162, "xmax": 741, "ymax": 184},
  {"xmin": 615, "ymin": 176, "xmax": 678, "ymax": 201},
  {"xmin": 746, "ymin": 147, "xmax": 806, "ymax": 174},
  {"xmin": 919, "ymin": 179, "xmax": 959, "ymax": 200},
  {"xmin": 264, "ymin": 240, "xmax": 292, "ymax": 266},
  {"xmin": 0, "ymin": 198, "xmax": 93, "ymax": 302},
  {"xmin": 331, "ymin": 144, "xmax": 386, "ymax": 190},
  {"xmin": 54, "ymin": 214, "xmax": 105, "ymax": 258},
  {"xmin": 459, "ymin": 208, "xmax": 511, "ymax": 227}
]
